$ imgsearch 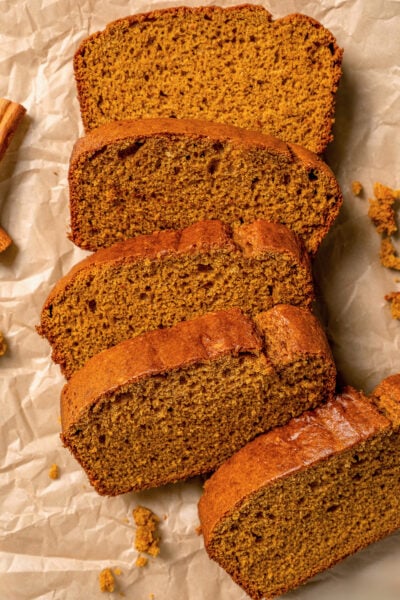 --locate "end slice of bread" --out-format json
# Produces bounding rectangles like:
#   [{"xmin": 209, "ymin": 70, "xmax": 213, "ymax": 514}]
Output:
[{"xmin": 198, "ymin": 374, "xmax": 400, "ymax": 599}]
